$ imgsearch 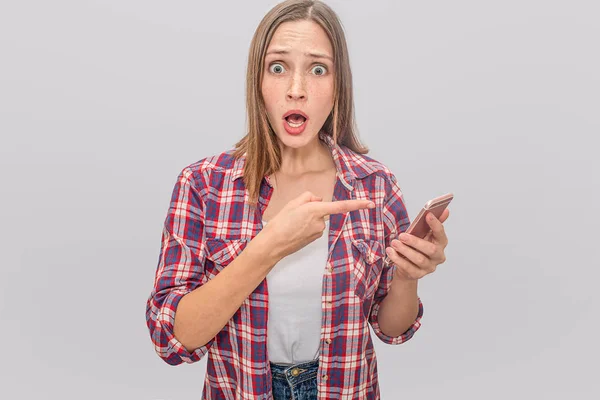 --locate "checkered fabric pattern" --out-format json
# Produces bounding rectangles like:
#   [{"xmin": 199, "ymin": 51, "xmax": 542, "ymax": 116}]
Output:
[{"xmin": 146, "ymin": 131, "xmax": 423, "ymax": 399}]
